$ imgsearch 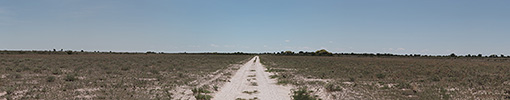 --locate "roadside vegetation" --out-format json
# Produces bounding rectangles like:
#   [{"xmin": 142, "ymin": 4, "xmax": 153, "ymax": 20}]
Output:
[
  {"xmin": 0, "ymin": 54, "xmax": 250, "ymax": 99},
  {"xmin": 293, "ymin": 87, "xmax": 320, "ymax": 100},
  {"xmin": 261, "ymin": 54, "xmax": 510, "ymax": 99}
]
